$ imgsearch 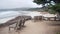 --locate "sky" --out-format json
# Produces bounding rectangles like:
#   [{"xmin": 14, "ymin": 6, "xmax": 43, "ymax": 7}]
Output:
[{"xmin": 0, "ymin": 0, "xmax": 42, "ymax": 9}]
